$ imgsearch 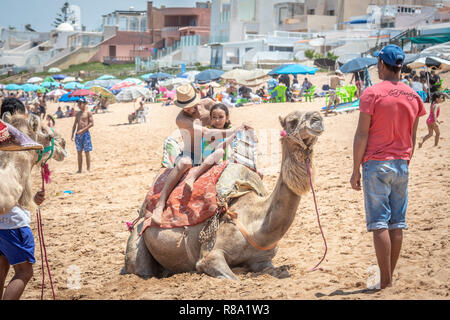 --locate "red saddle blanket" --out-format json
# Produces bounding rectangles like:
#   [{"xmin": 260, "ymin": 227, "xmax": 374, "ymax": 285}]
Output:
[{"xmin": 140, "ymin": 161, "xmax": 229, "ymax": 232}]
